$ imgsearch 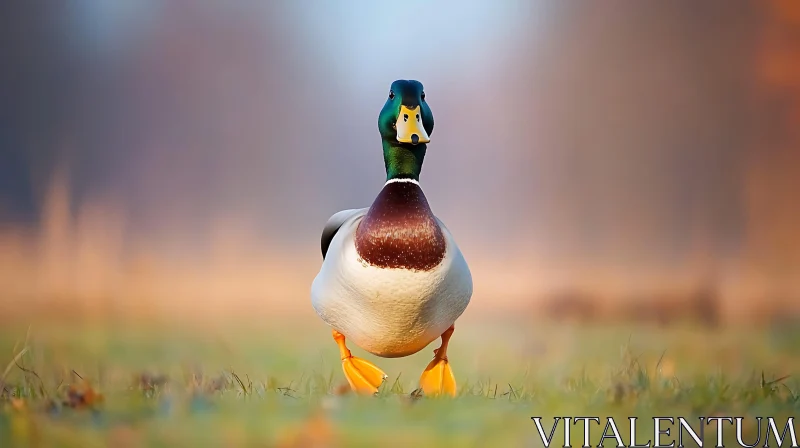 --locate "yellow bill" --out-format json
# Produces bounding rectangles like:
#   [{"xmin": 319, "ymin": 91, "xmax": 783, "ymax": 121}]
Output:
[{"xmin": 395, "ymin": 105, "xmax": 430, "ymax": 145}]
